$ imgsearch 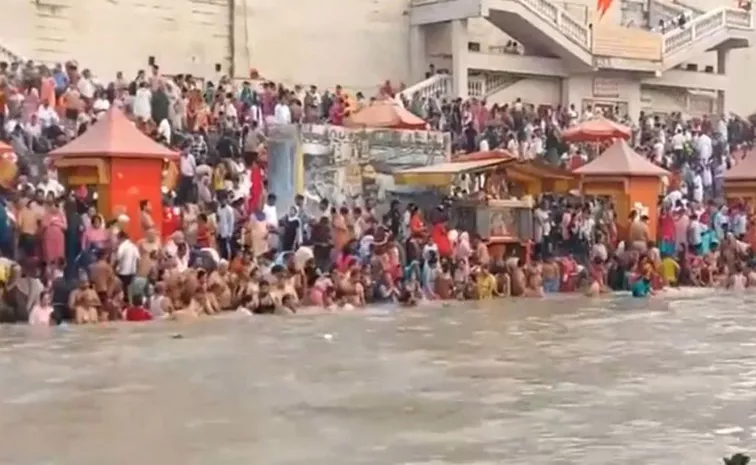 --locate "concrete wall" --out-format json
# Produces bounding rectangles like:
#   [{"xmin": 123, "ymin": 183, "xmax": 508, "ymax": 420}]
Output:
[
  {"xmin": 0, "ymin": 0, "xmax": 412, "ymax": 95},
  {"xmin": 486, "ymin": 77, "xmax": 561, "ymax": 106},
  {"xmin": 1, "ymin": 0, "xmax": 754, "ymax": 114}
]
